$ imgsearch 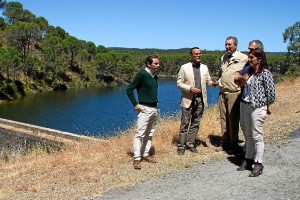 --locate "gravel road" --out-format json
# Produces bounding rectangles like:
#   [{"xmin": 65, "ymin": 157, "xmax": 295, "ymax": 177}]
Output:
[{"xmin": 96, "ymin": 129, "xmax": 300, "ymax": 200}]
